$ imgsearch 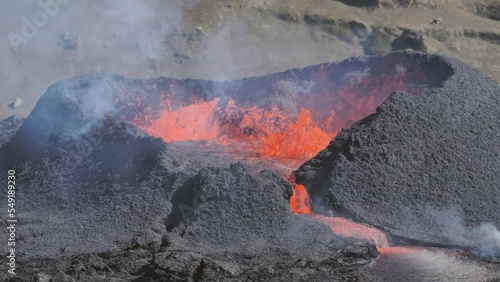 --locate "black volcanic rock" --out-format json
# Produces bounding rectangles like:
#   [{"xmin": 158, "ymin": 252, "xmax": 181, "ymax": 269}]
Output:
[
  {"xmin": 0, "ymin": 74, "xmax": 341, "ymax": 260},
  {"xmin": 296, "ymin": 53, "xmax": 500, "ymax": 248},
  {"xmin": 1, "ymin": 117, "xmax": 193, "ymax": 258},
  {"xmin": 0, "ymin": 115, "xmax": 23, "ymax": 147},
  {"xmin": 0, "ymin": 71, "xmax": 371, "ymax": 281},
  {"xmin": 166, "ymin": 163, "xmax": 343, "ymax": 253},
  {"xmin": 0, "ymin": 75, "xmax": 201, "ymax": 258},
  {"xmin": 2, "ymin": 51, "xmax": 498, "ymax": 281}
]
